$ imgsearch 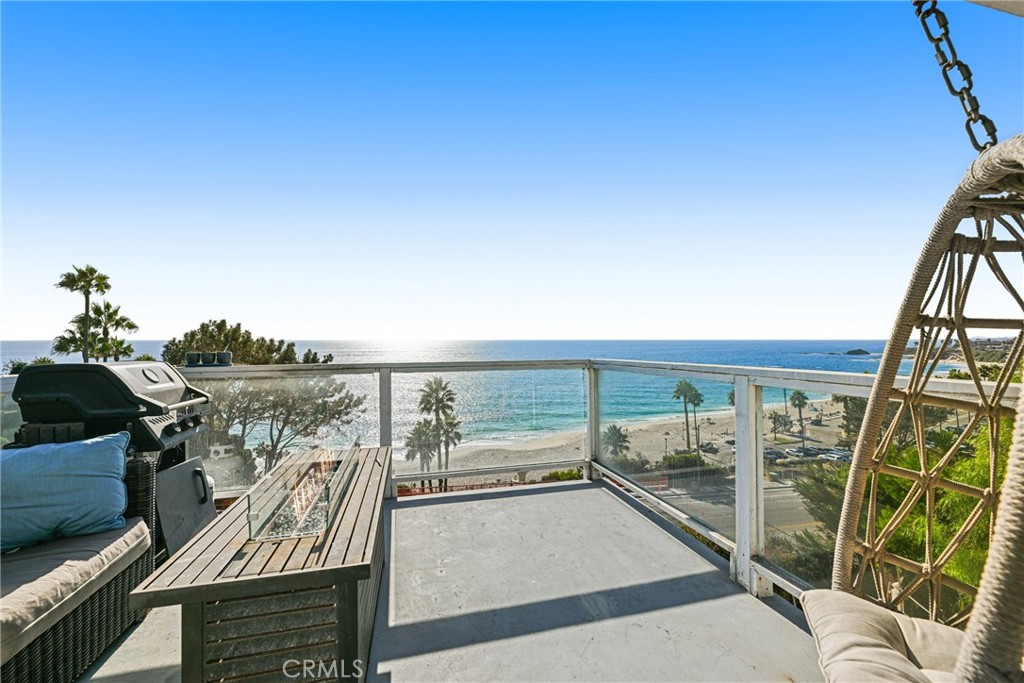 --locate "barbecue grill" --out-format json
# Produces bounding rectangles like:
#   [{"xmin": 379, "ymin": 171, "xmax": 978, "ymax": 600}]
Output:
[
  {"xmin": 10, "ymin": 361, "xmax": 217, "ymax": 557},
  {"xmin": 12, "ymin": 361, "xmax": 211, "ymax": 459}
]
